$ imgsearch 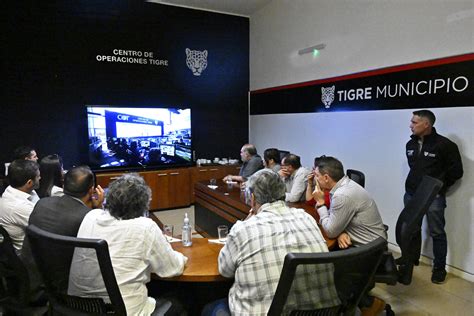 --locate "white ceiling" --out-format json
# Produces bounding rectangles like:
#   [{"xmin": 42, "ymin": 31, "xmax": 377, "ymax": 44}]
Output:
[{"xmin": 147, "ymin": 0, "xmax": 273, "ymax": 17}]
